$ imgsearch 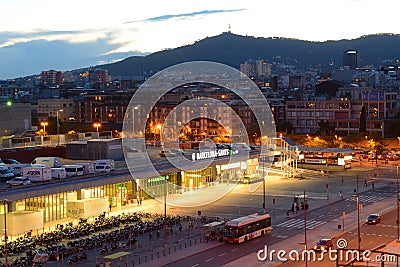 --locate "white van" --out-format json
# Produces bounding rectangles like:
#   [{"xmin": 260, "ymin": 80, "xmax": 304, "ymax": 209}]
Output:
[
  {"xmin": 63, "ymin": 165, "xmax": 84, "ymax": 177},
  {"xmin": 51, "ymin": 168, "xmax": 67, "ymax": 179},
  {"xmin": 22, "ymin": 167, "xmax": 51, "ymax": 182},
  {"xmin": 78, "ymin": 162, "xmax": 95, "ymax": 175},
  {"xmin": 32, "ymin": 157, "xmax": 61, "ymax": 168},
  {"xmin": 9, "ymin": 164, "xmax": 32, "ymax": 176},
  {"xmin": 94, "ymin": 159, "xmax": 115, "ymax": 173},
  {"xmin": 0, "ymin": 165, "xmax": 15, "ymax": 180}
]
